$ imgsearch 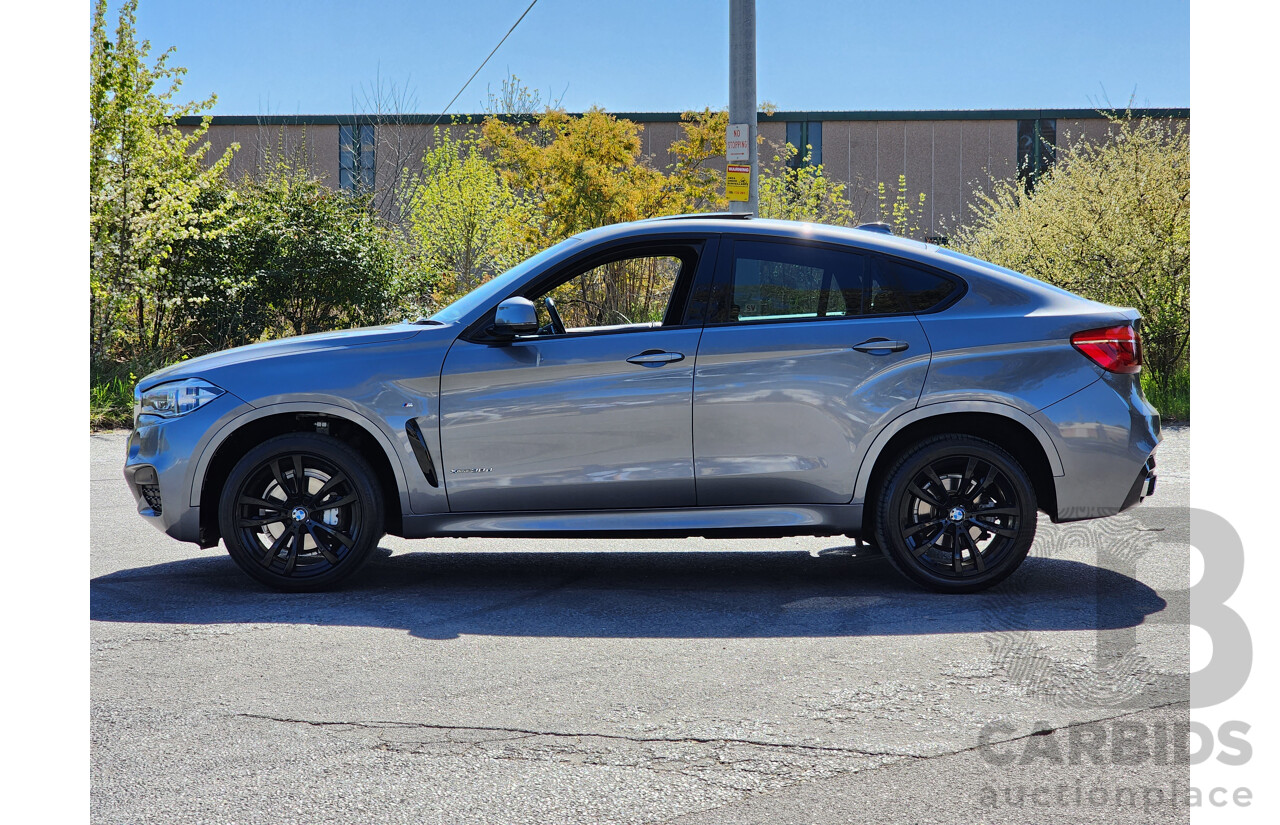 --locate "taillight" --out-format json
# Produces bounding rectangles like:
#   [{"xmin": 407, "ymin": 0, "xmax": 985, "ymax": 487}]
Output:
[{"xmin": 1071, "ymin": 325, "xmax": 1143, "ymax": 374}]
